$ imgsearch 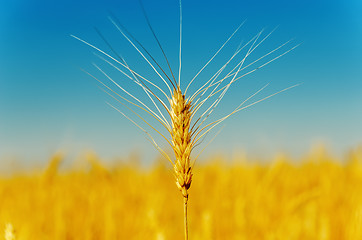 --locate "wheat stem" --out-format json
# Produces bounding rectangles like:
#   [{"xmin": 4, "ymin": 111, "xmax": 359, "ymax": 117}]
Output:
[{"xmin": 184, "ymin": 196, "xmax": 189, "ymax": 240}]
